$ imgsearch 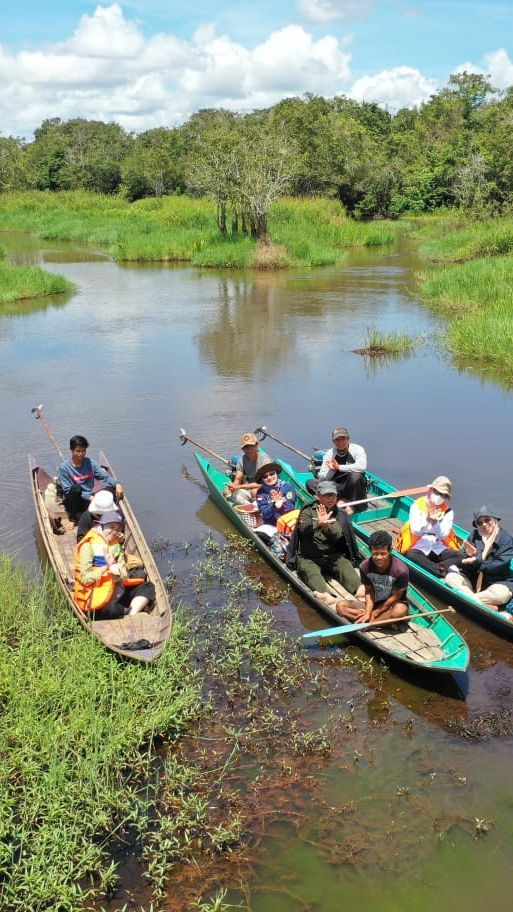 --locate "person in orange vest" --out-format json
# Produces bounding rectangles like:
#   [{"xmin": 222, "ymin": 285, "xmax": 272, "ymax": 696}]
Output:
[
  {"xmin": 74, "ymin": 511, "xmax": 154, "ymax": 619},
  {"xmin": 396, "ymin": 475, "xmax": 459, "ymax": 576}
]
